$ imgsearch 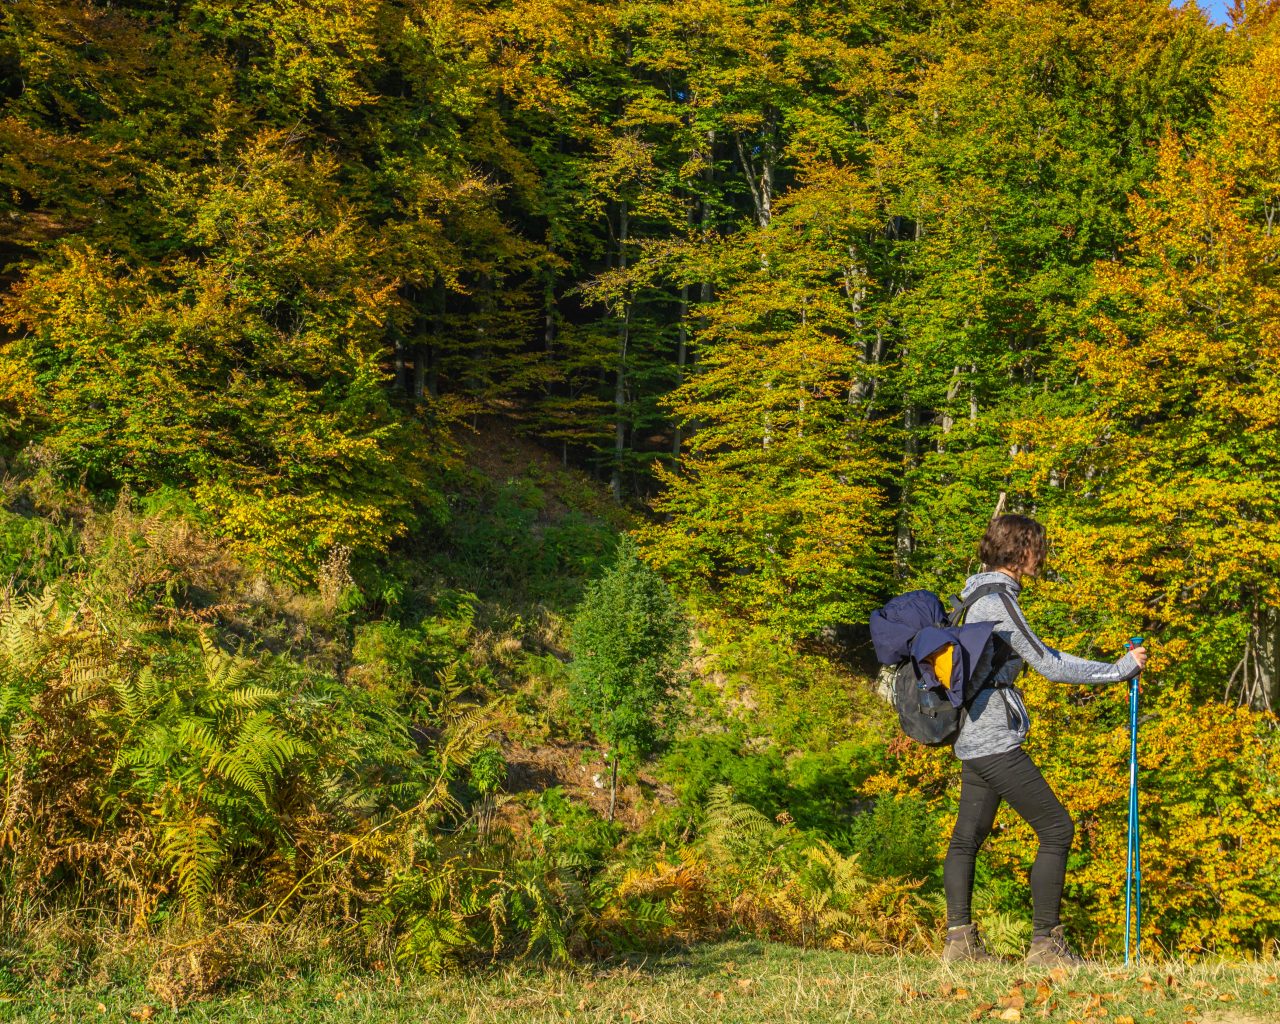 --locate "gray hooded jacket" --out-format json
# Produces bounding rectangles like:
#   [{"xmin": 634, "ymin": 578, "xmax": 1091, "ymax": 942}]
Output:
[{"xmin": 951, "ymin": 571, "xmax": 1141, "ymax": 761}]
